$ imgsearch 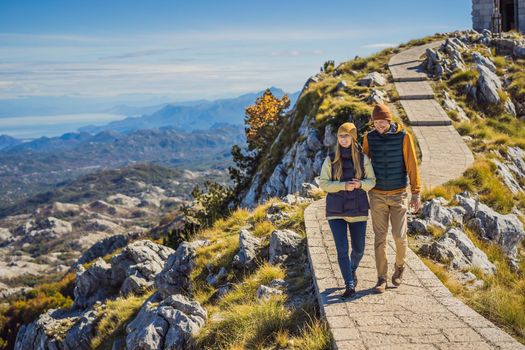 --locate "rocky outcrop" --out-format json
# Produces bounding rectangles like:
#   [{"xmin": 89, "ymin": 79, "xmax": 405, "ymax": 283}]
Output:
[
  {"xmin": 256, "ymin": 284, "xmax": 283, "ymax": 300},
  {"xmin": 14, "ymin": 307, "xmax": 99, "ymax": 350},
  {"xmin": 232, "ymin": 229, "xmax": 263, "ymax": 269},
  {"xmin": 74, "ymin": 258, "xmax": 116, "ymax": 309},
  {"xmin": 75, "ymin": 232, "xmax": 142, "ymax": 266},
  {"xmin": 476, "ymin": 64, "xmax": 516, "ymax": 115},
  {"xmin": 240, "ymin": 112, "xmax": 330, "ymax": 208},
  {"xmin": 472, "ymin": 51, "xmax": 496, "ymax": 73},
  {"xmin": 269, "ymin": 229, "xmax": 303, "ymax": 265},
  {"xmin": 125, "ymin": 293, "xmax": 207, "ymax": 350},
  {"xmin": 206, "ymin": 266, "xmax": 228, "ymax": 287},
  {"xmin": 455, "ymin": 194, "xmax": 525, "ymax": 268},
  {"xmin": 111, "ymin": 240, "xmax": 174, "ymax": 287},
  {"xmin": 421, "ymin": 198, "xmax": 465, "ymax": 227},
  {"xmin": 442, "ymin": 91, "xmax": 469, "ymax": 121},
  {"xmin": 367, "ymin": 89, "xmax": 389, "ymax": 105},
  {"xmin": 420, "ymin": 228, "xmax": 496, "ymax": 275},
  {"xmin": 493, "ymin": 146, "xmax": 525, "ymax": 195},
  {"xmin": 155, "ymin": 242, "xmax": 196, "ymax": 298},
  {"xmin": 74, "ymin": 240, "xmax": 174, "ymax": 308},
  {"xmin": 424, "ymin": 38, "xmax": 466, "ymax": 77},
  {"xmin": 413, "ymin": 194, "xmax": 525, "ymax": 271},
  {"xmin": 357, "ymin": 72, "xmax": 387, "ymax": 87}
]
